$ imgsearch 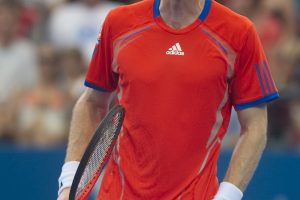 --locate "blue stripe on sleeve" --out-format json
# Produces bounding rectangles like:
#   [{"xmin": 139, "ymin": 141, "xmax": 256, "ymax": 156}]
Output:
[
  {"xmin": 255, "ymin": 64, "xmax": 266, "ymax": 96},
  {"xmin": 262, "ymin": 64, "xmax": 272, "ymax": 95},
  {"xmin": 84, "ymin": 81, "xmax": 110, "ymax": 92},
  {"xmin": 264, "ymin": 61, "xmax": 276, "ymax": 93},
  {"xmin": 235, "ymin": 92, "xmax": 279, "ymax": 110}
]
